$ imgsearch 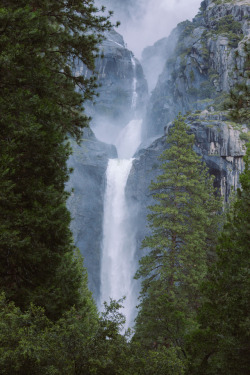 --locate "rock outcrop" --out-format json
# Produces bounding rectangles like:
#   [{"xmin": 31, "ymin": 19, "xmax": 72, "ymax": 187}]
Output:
[{"xmin": 86, "ymin": 29, "xmax": 148, "ymax": 127}]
